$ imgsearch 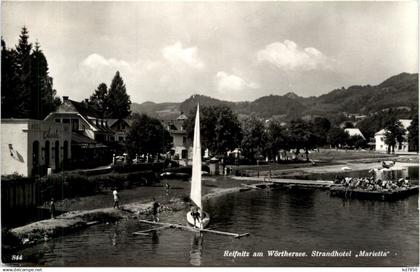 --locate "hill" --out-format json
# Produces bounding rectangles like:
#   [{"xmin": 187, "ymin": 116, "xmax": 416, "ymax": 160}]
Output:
[
  {"xmin": 131, "ymin": 101, "xmax": 180, "ymax": 120},
  {"xmin": 130, "ymin": 72, "xmax": 418, "ymax": 120}
]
